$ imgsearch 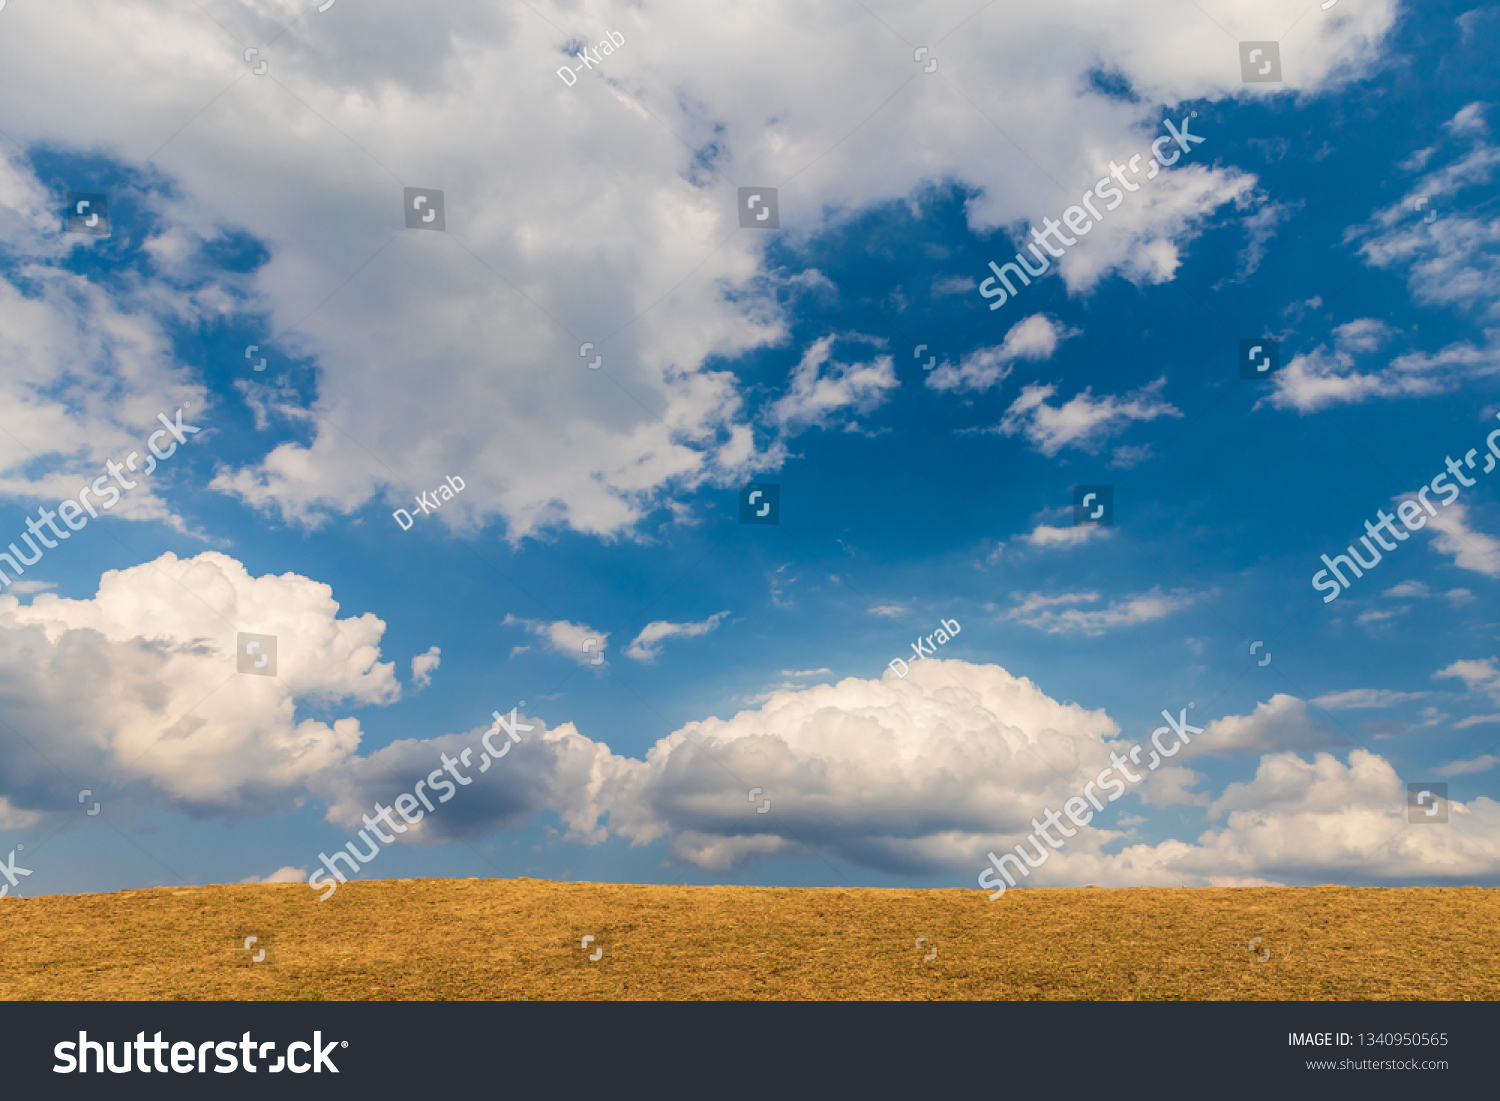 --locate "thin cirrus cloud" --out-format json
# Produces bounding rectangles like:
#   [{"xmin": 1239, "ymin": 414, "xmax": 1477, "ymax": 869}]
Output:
[
  {"xmin": 1310, "ymin": 689, "xmax": 1430, "ymax": 710},
  {"xmin": 1004, "ymin": 586, "xmax": 1195, "ymax": 635}
]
